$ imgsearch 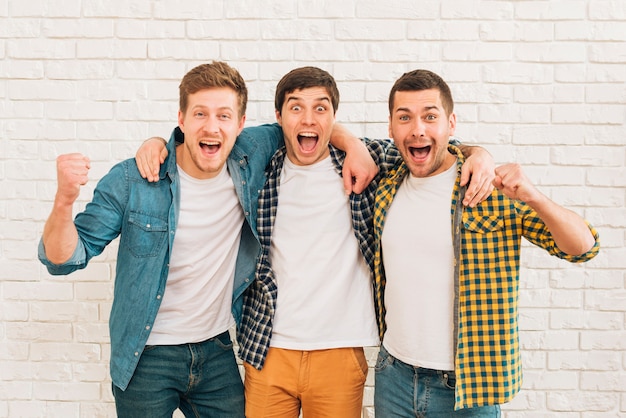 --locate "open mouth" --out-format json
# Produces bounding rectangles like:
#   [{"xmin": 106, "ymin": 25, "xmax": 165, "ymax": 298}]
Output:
[
  {"xmin": 297, "ymin": 132, "xmax": 318, "ymax": 153},
  {"xmin": 409, "ymin": 145, "xmax": 431, "ymax": 160},
  {"xmin": 200, "ymin": 140, "xmax": 221, "ymax": 155}
]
